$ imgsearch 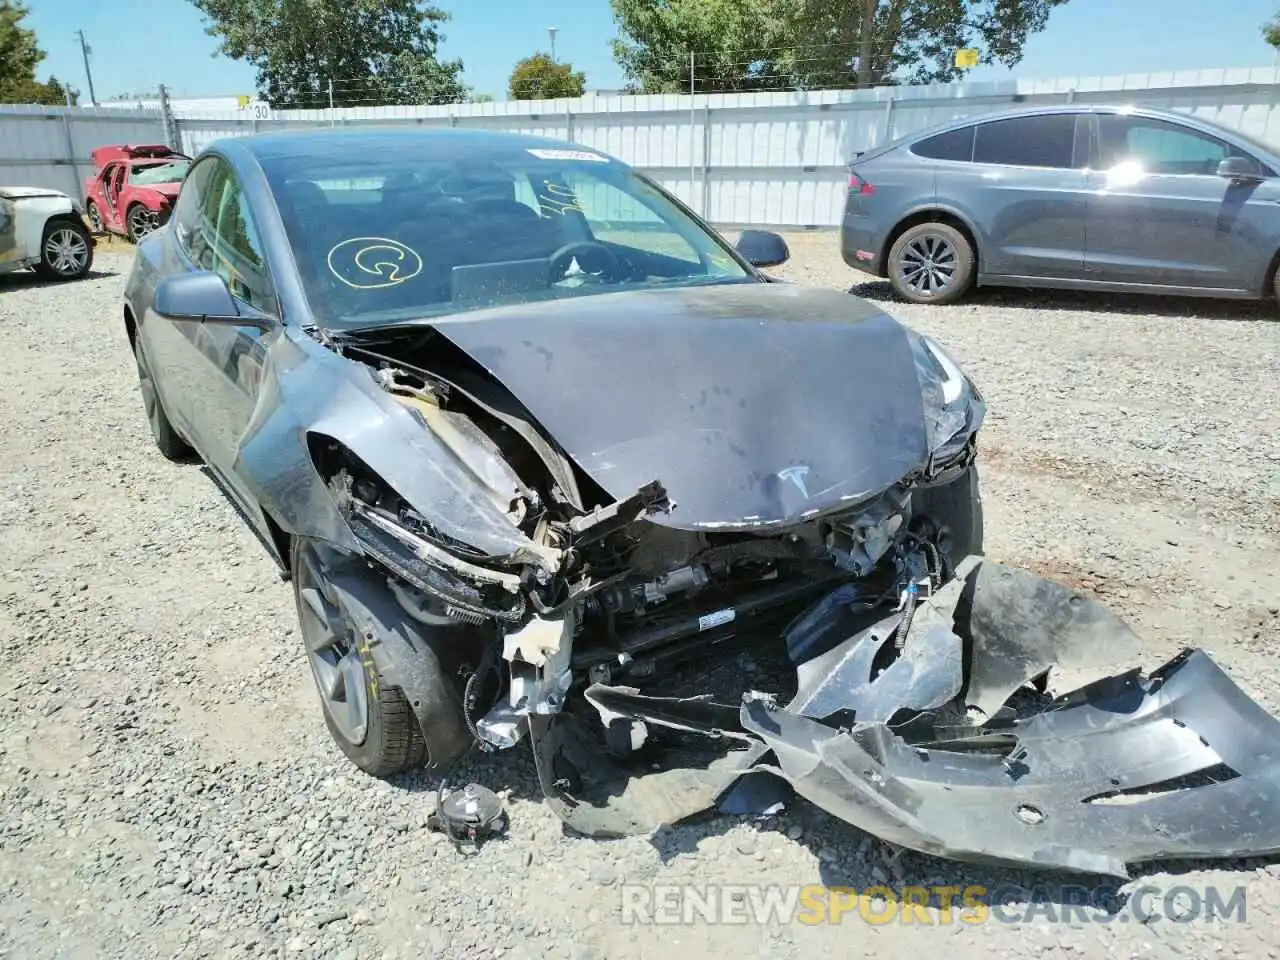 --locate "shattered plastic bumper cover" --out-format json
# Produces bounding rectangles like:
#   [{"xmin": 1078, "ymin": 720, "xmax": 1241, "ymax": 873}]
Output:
[
  {"xmin": 744, "ymin": 648, "xmax": 1280, "ymax": 878},
  {"xmin": 536, "ymin": 556, "xmax": 1280, "ymax": 878}
]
